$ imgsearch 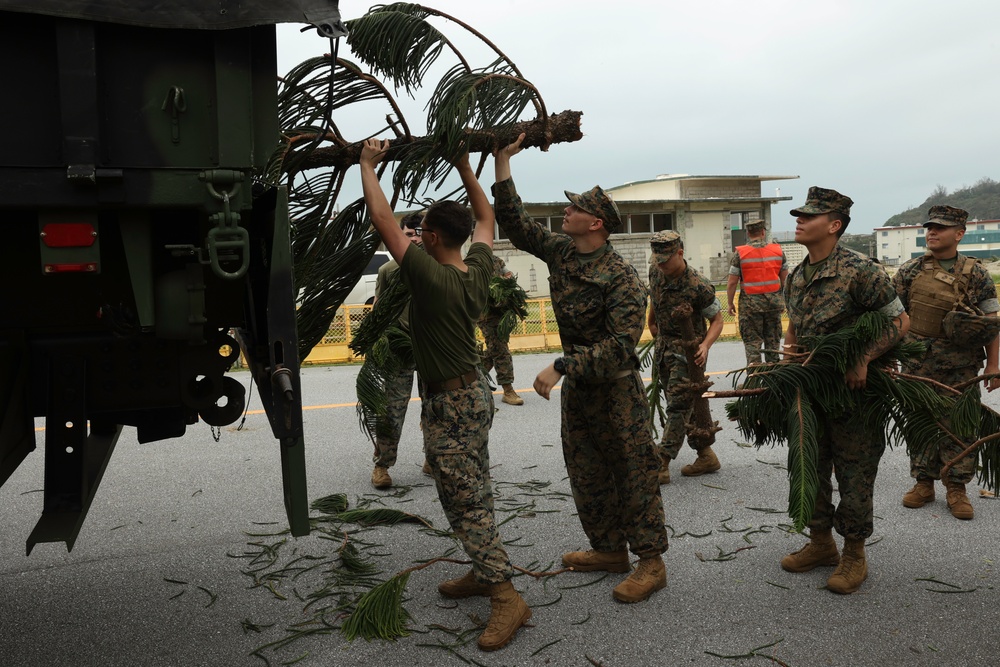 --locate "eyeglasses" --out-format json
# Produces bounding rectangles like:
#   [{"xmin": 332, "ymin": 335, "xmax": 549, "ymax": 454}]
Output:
[{"xmin": 404, "ymin": 230, "xmax": 420, "ymax": 238}]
